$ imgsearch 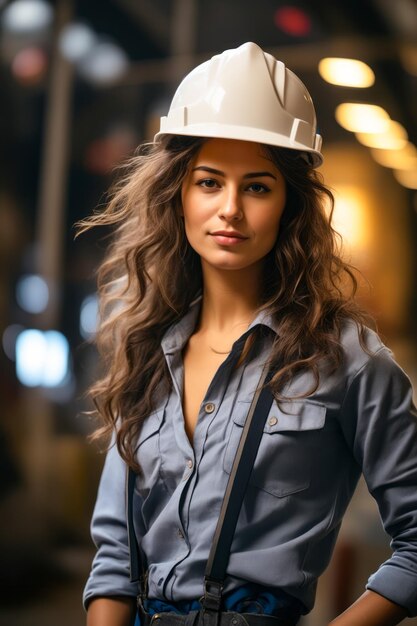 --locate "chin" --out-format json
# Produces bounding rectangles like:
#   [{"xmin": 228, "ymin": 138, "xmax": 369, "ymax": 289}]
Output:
[{"xmin": 205, "ymin": 258, "xmax": 259, "ymax": 272}]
